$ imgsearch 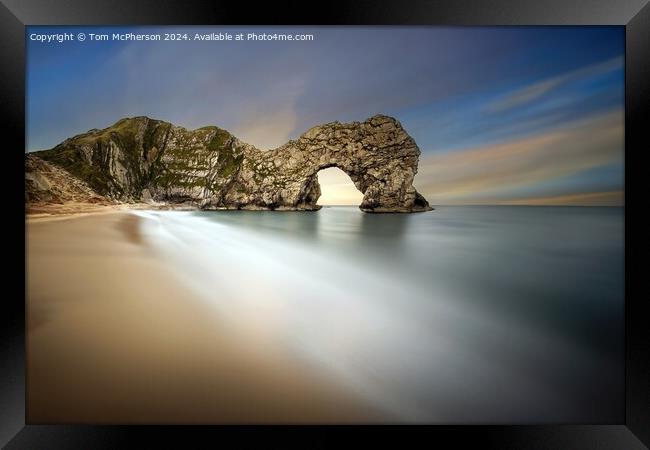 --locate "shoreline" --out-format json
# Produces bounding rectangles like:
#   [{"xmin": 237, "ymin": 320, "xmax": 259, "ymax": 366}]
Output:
[
  {"xmin": 27, "ymin": 211, "xmax": 388, "ymax": 423},
  {"xmin": 25, "ymin": 203, "xmax": 619, "ymax": 226},
  {"xmin": 25, "ymin": 199, "xmax": 438, "ymax": 222}
]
